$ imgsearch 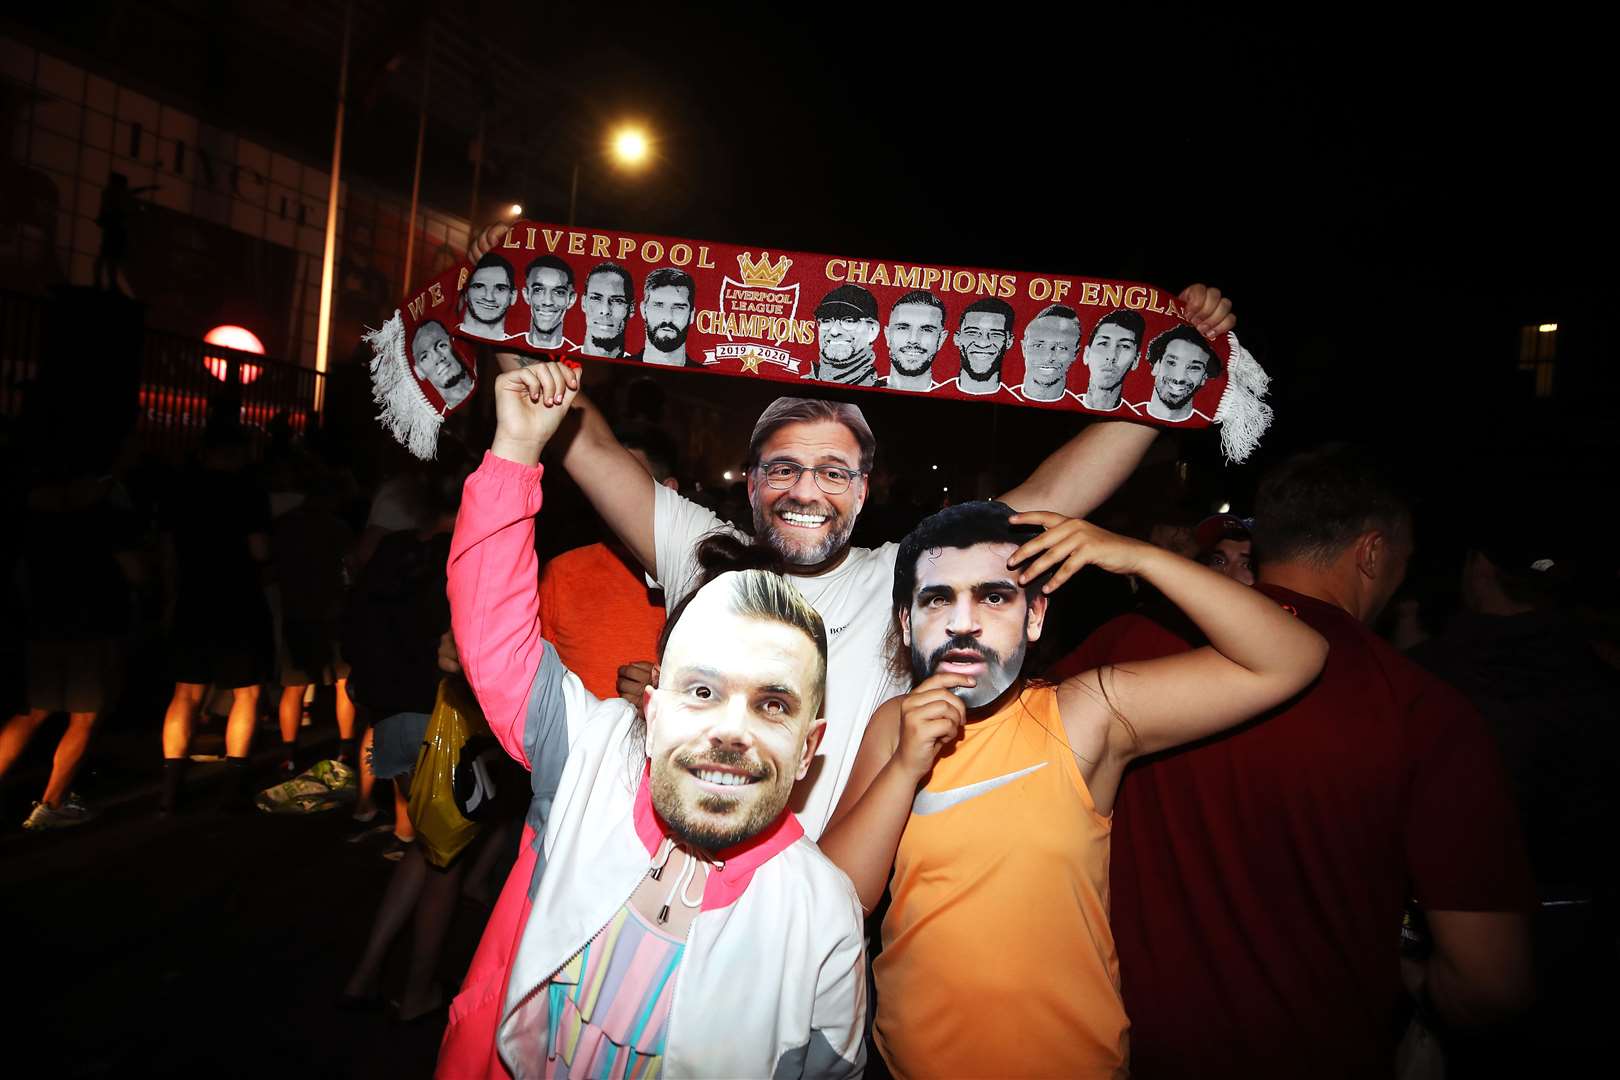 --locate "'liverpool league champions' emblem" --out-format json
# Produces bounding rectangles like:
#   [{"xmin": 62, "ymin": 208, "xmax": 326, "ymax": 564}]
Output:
[{"xmin": 707, "ymin": 252, "xmax": 807, "ymax": 373}]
